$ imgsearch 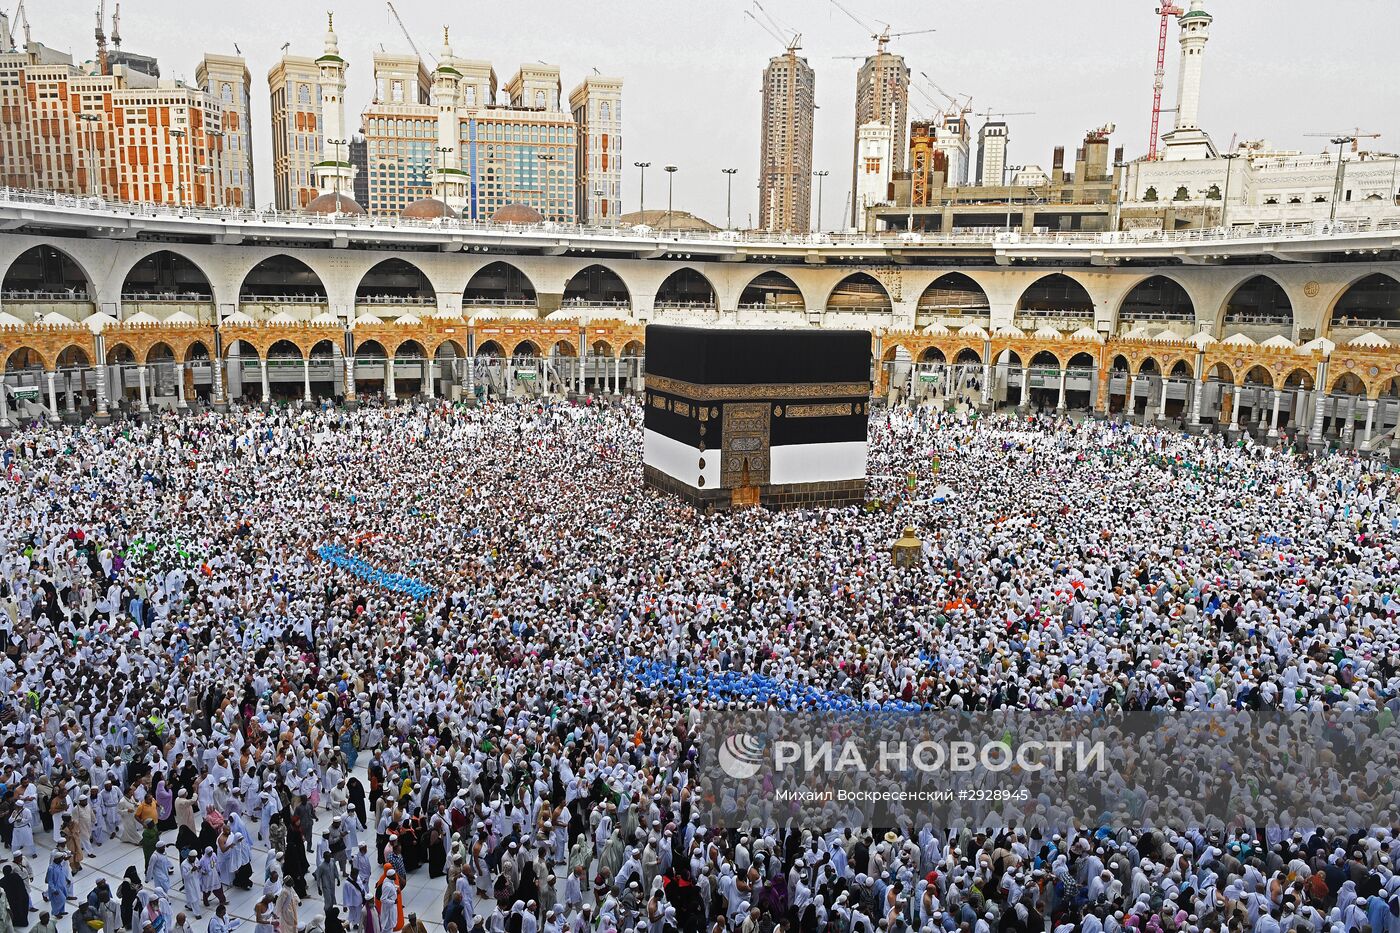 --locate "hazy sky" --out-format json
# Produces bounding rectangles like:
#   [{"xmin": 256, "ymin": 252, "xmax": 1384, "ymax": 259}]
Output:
[{"xmin": 34, "ymin": 0, "xmax": 1400, "ymax": 226}]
